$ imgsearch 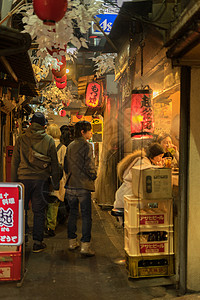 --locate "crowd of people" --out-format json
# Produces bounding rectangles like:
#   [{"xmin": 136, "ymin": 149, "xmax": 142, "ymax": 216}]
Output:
[{"xmin": 11, "ymin": 111, "xmax": 179, "ymax": 255}]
